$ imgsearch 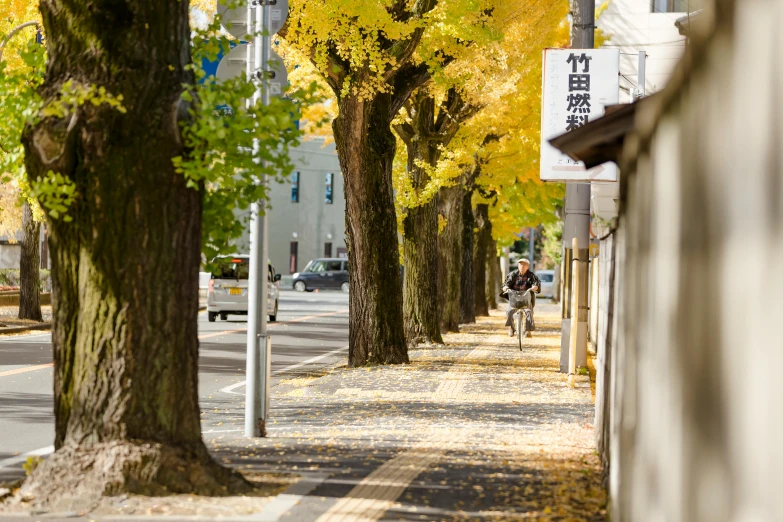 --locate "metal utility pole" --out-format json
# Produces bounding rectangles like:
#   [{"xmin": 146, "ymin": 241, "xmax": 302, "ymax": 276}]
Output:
[
  {"xmin": 559, "ymin": 0, "xmax": 594, "ymax": 373},
  {"xmin": 245, "ymin": 0, "xmax": 272, "ymax": 438}
]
